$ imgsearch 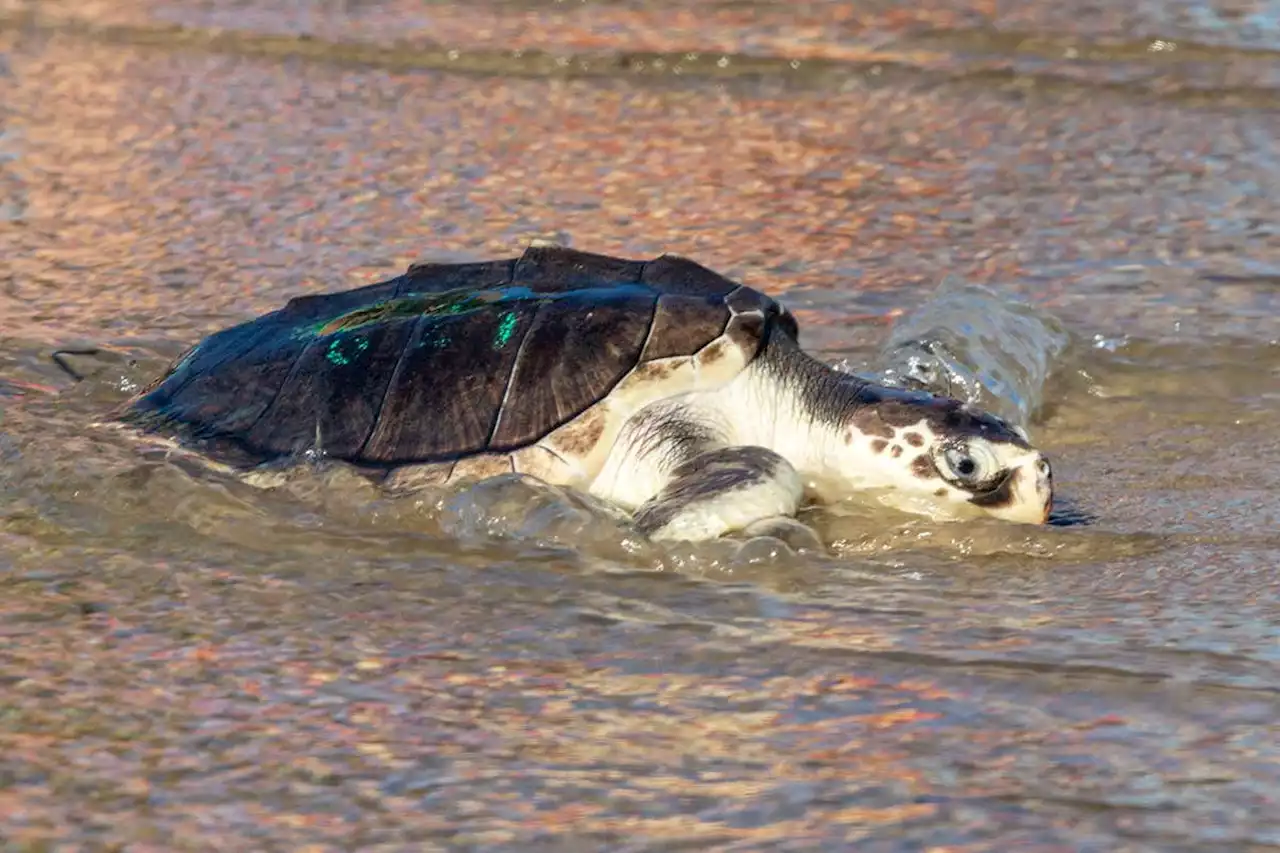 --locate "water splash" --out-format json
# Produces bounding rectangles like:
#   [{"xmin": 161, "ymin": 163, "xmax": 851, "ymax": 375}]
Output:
[{"xmin": 865, "ymin": 276, "xmax": 1072, "ymax": 430}]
